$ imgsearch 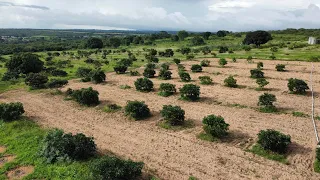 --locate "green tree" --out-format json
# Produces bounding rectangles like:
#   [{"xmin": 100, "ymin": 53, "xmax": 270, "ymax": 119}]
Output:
[
  {"xmin": 243, "ymin": 31, "xmax": 272, "ymax": 46},
  {"xmin": 202, "ymin": 32, "xmax": 212, "ymax": 40},
  {"xmin": 178, "ymin": 30, "xmax": 189, "ymax": 41},
  {"xmin": 86, "ymin": 37, "xmax": 103, "ymax": 49}
]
